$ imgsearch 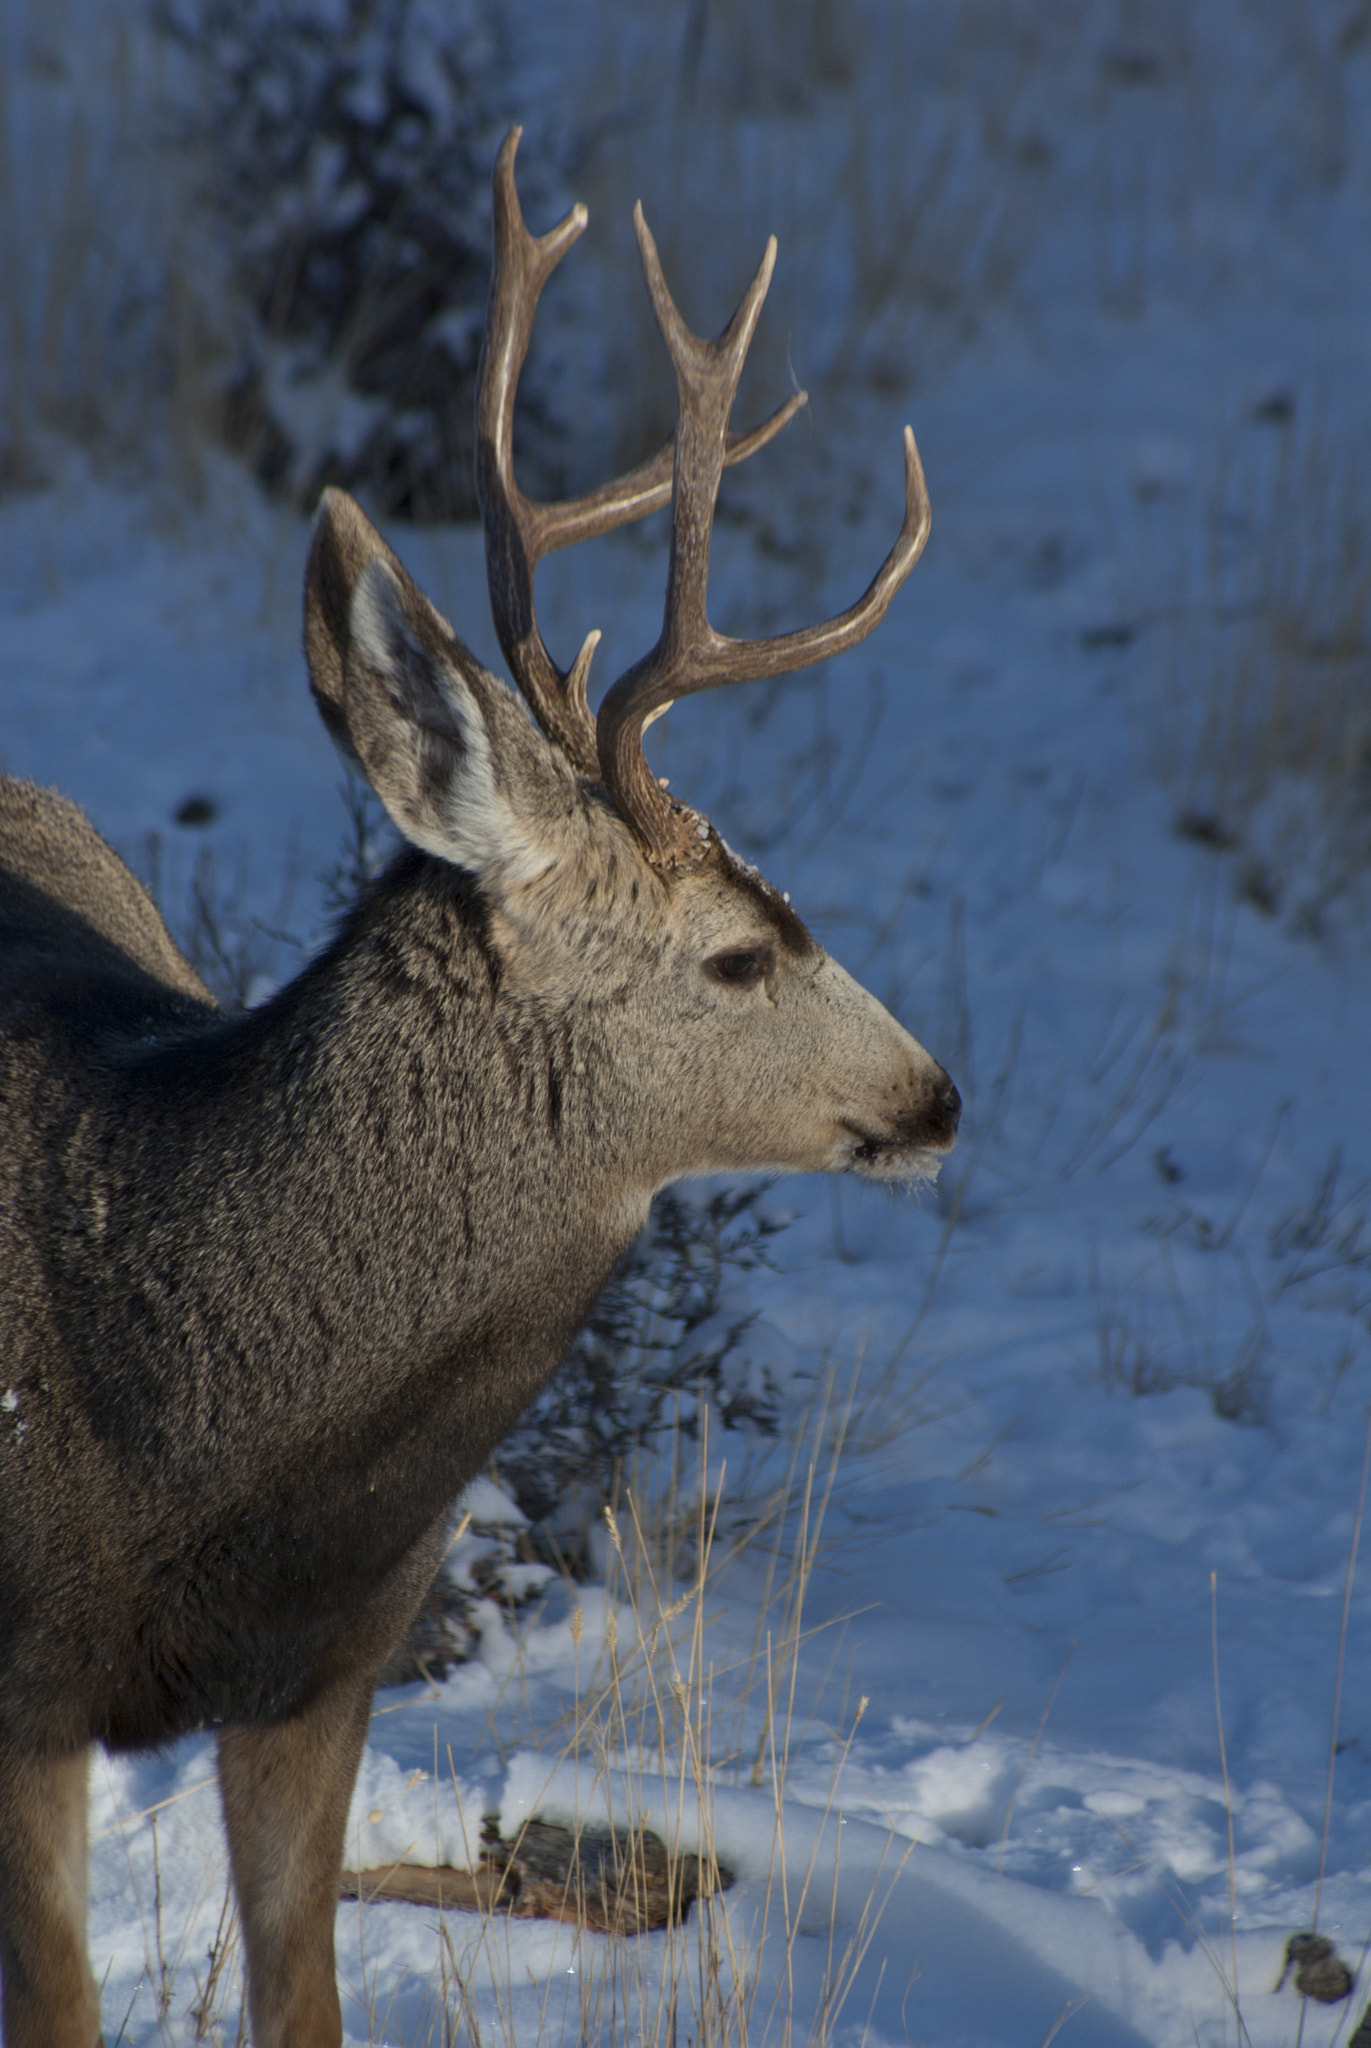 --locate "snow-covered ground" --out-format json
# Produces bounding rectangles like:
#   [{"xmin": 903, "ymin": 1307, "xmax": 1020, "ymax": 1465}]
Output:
[{"xmin": 4, "ymin": 4, "xmax": 1371, "ymax": 2043}]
